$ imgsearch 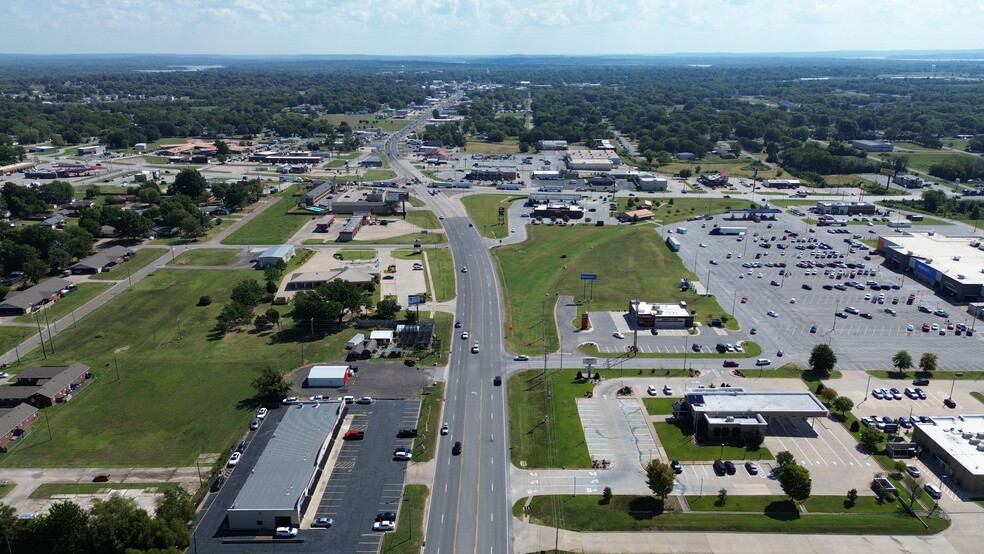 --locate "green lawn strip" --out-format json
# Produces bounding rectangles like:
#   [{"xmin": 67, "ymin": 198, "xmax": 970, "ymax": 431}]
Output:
[
  {"xmin": 352, "ymin": 232, "xmax": 447, "ymax": 245},
  {"xmin": 379, "ymin": 484, "xmax": 427, "ymax": 553},
  {"xmin": 89, "ymin": 247, "xmax": 167, "ymax": 278},
  {"xmin": 805, "ymin": 494, "xmax": 906, "ymax": 513},
  {"xmin": 508, "ymin": 369, "xmax": 592, "ymax": 469},
  {"xmin": 972, "ymin": 391, "xmax": 984, "ymax": 405},
  {"xmin": 407, "ymin": 197, "xmax": 425, "ymax": 208},
  {"xmin": 14, "ymin": 282, "xmax": 114, "ymax": 324},
  {"xmin": 749, "ymin": 366, "xmax": 842, "ymax": 380},
  {"xmin": 148, "ymin": 216, "xmax": 239, "ymax": 246},
  {"xmin": 167, "ymin": 248, "xmax": 240, "ymax": 266},
  {"xmin": 653, "ymin": 421, "xmax": 773, "ymax": 461},
  {"xmin": 497, "ymin": 225, "xmax": 729, "ymax": 354},
  {"xmin": 221, "ymin": 197, "xmax": 310, "ymax": 245},
  {"xmin": 404, "ymin": 210, "xmax": 441, "ymax": 230},
  {"xmin": 30, "ymin": 482, "xmax": 183, "ymax": 499},
  {"xmin": 867, "ymin": 369, "xmax": 984, "ymax": 381},
  {"xmin": 461, "ymin": 194, "xmax": 524, "ymax": 238},
  {"xmin": 317, "ymin": 115, "xmax": 410, "ymax": 134},
  {"xmin": 423, "ymin": 249, "xmax": 455, "ymax": 302},
  {"xmin": 362, "ymin": 169, "xmax": 398, "ymax": 180},
  {"xmin": 0, "ymin": 326, "xmax": 35, "ymax": 357},
  {"xmin": 0, "ymin": 269, "xmax": 349, "ymax": 468},
  {"xmin": 336, "ymin": 249, "xmax": 377, "ymax": 261},
  {"xmin": 685, "ymin": 494, "xmax": 903, "ymax": 514},
  {"xmin": 578, "ymin": 342, "xmax": 759, "ymax": 359},
  {"xmin": 519, "ymin": 495, "xmax": 949, "ymax": 534},
  {"xmin": 412, "ymin": 382, "xmax": 444, "ymax": 463},
  {"xmin": 642, "ymin": 398, "xmax": 677, "ymax": 416}
]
